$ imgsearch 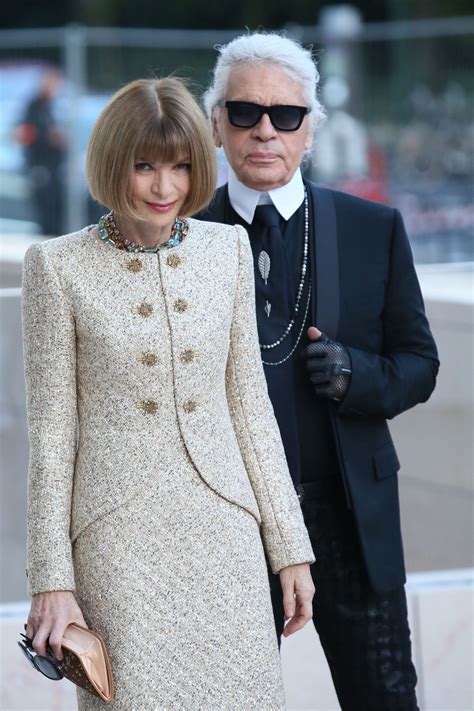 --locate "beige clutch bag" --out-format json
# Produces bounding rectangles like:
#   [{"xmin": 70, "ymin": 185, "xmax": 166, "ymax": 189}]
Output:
[{"xmin": 61, "ymin": 623, "xmax": 115, "ymax": 702}]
